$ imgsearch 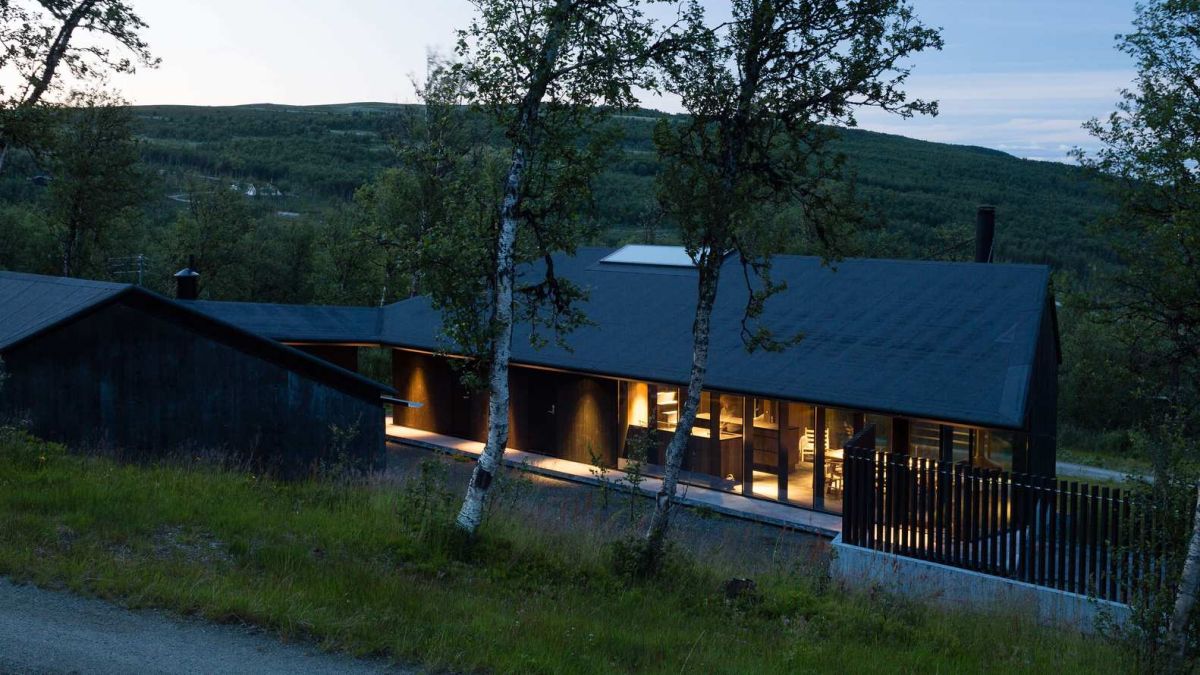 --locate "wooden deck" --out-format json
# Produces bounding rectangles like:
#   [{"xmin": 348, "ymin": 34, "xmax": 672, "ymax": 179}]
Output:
[{"xmin": 386, "ymin": 424, "xmax": 841, "ymax": 537}]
